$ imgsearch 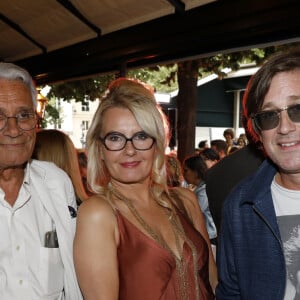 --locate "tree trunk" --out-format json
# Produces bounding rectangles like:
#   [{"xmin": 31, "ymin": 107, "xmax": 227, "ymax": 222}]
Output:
[{"xmin": 176, "ymin": 60, "xmax": 199, "ymax": 163}]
